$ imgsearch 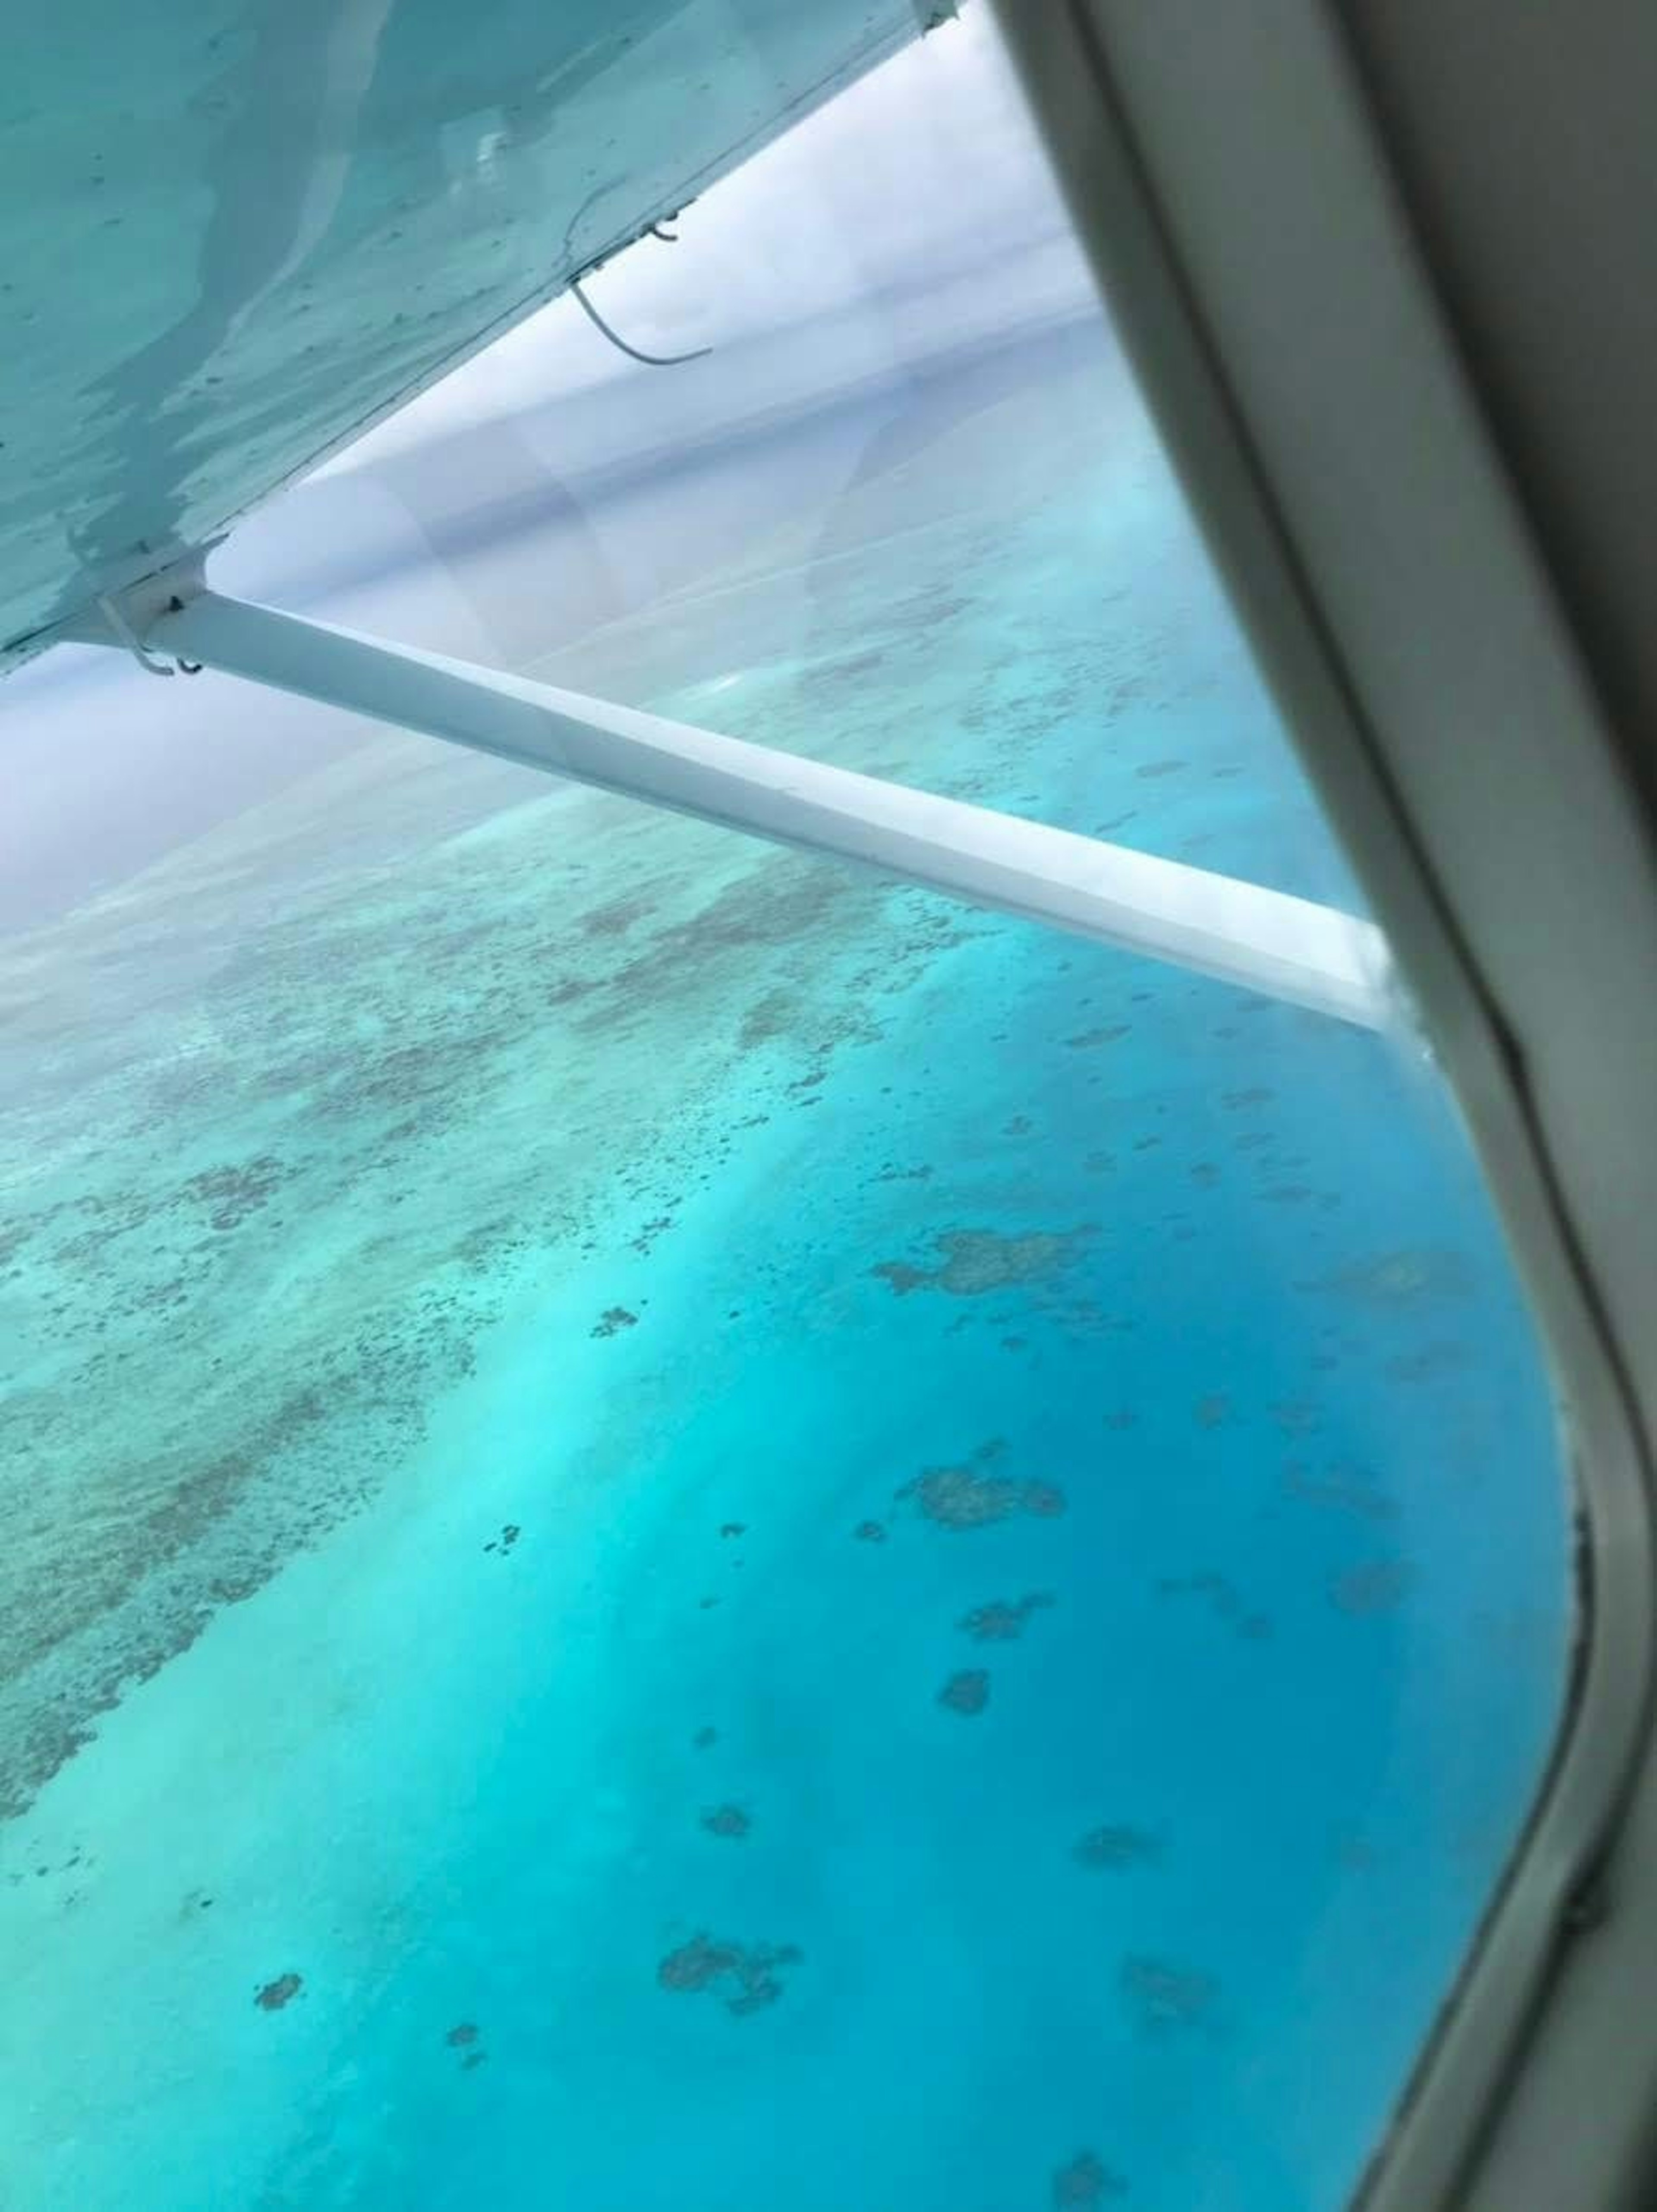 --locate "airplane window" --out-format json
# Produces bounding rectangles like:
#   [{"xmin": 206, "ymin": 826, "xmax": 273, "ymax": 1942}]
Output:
[{"xmin": 0, "ymin": 8, "xmax": 1569, "ymax": 2209}]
